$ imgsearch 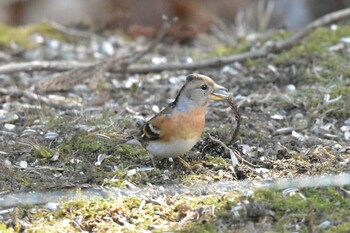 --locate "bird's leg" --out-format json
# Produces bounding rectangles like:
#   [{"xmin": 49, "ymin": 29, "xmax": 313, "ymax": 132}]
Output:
[
  {"xmin": 176, "ymin": 156, "xmax": 194, "ymax": 172},
  {"xmin": 149, "ymin": 154, "xmax": 156, "ymax": 168}
]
